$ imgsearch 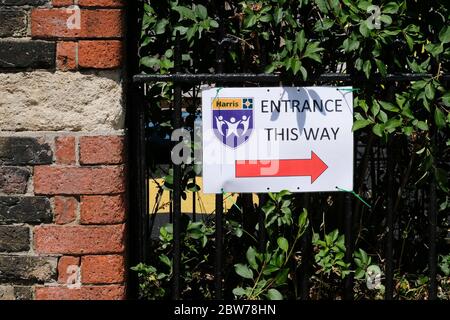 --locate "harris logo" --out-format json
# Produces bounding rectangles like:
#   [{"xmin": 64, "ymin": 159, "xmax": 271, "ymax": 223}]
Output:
[{"xmin": 212, "ymin": 98, "xmax": 254, "ymax": 148}]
